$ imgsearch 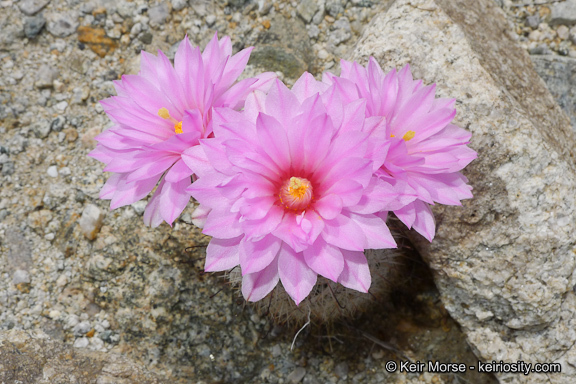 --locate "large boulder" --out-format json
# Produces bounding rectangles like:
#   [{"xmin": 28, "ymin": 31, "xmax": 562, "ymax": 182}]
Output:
[{"xmin": 351, "ymin": 0, "xmax": 576, "ymax": 382}]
